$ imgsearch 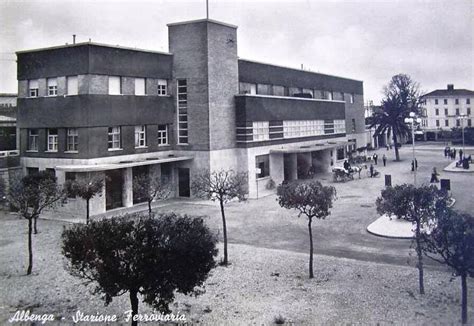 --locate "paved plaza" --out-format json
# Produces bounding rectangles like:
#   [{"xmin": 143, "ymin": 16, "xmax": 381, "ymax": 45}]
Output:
[{"xmin": 148, "ymin": 143, "xmax": 474, "ymax": 268}]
